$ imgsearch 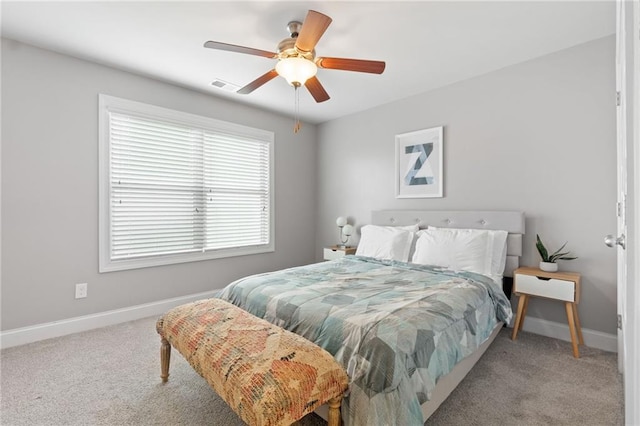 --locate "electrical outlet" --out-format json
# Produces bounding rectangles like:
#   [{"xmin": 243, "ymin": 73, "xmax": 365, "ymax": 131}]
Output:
[{"xmin": 75, "ymin": 283, "xmax": 88, "ymax": 299}]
